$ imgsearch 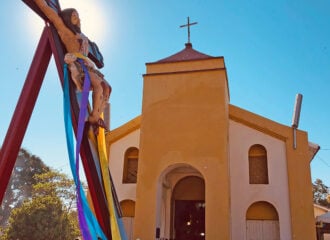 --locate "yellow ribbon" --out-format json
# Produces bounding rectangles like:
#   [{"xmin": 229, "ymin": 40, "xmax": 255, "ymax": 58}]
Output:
[
  {"xmin": 96, "ymin": 113, "xmax": 122, "ymax": 239},
  {"xmin": 72, "ymin": 52, "xmax": 89, "ymax": 60}
]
